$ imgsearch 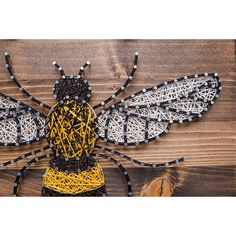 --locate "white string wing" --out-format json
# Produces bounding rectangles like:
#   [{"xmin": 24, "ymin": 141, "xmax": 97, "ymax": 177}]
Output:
[
  {"xmin": 97, "ymin": 73, "xmax": 221, "ymax": 145},
  {"xmin": 0, "ymin": 93, "xmax": 46, "ymax": 146}
]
